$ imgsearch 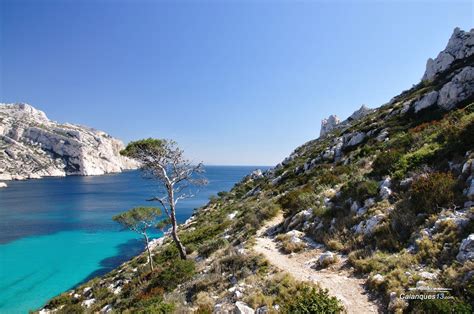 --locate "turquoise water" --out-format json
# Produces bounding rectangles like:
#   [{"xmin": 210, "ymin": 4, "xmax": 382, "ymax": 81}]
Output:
[{"xmin": 0, "ymin": 166, "xmax": 263, "ymax": 313}]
